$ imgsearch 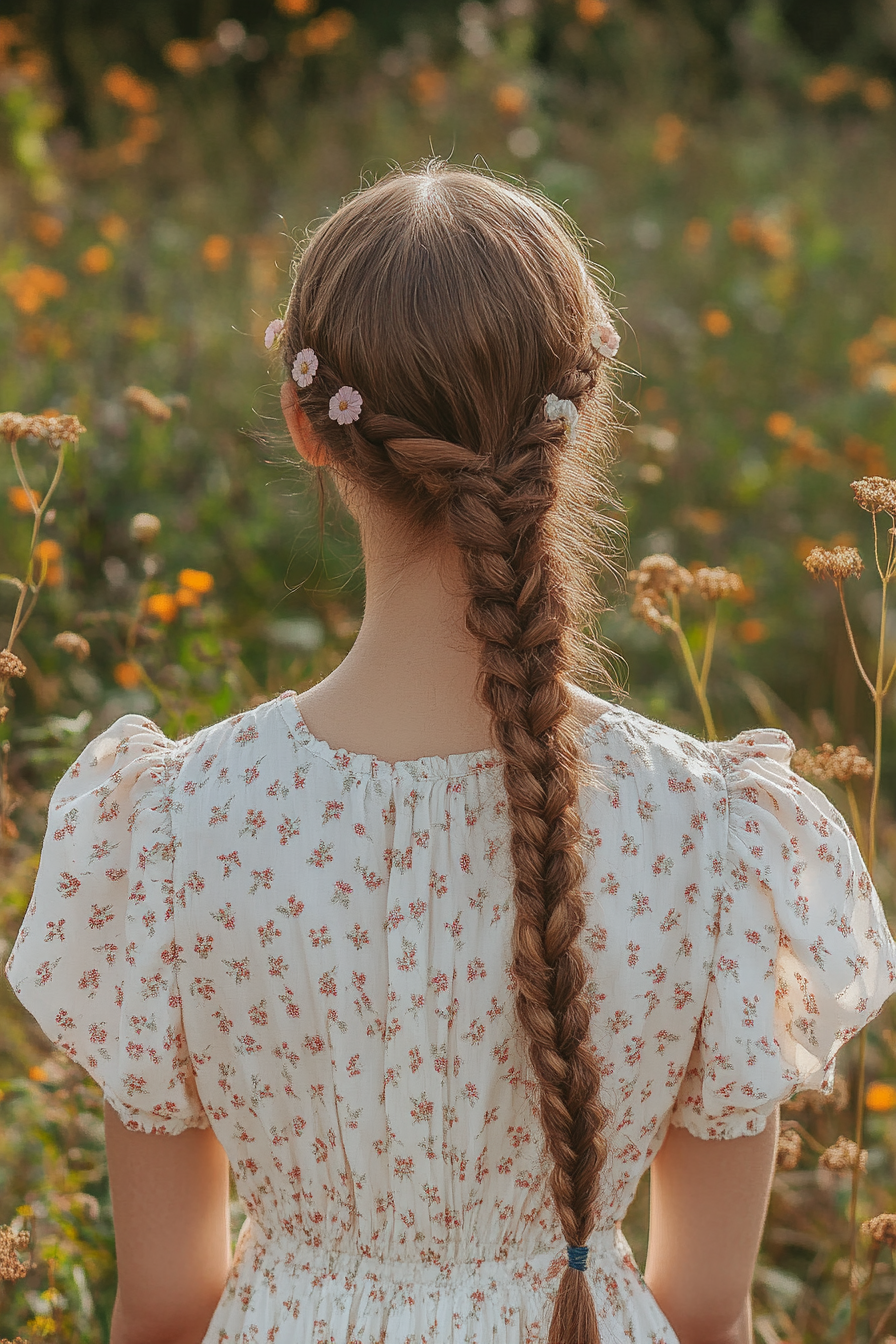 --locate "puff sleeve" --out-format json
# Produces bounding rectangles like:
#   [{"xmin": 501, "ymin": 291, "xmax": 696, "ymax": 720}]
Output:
[
  {"xmin": 4, "ymin": 714, "xmax": 209, "ymax": 1135},
  {"xmin": 671, "ymin": 728, "xmax": 896, "ymax": 1140}
]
